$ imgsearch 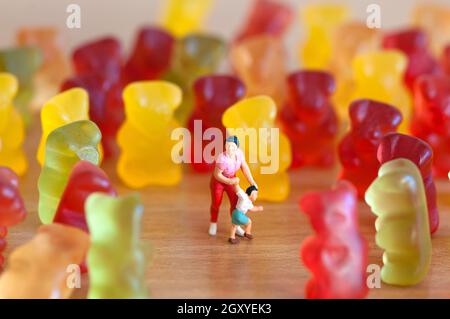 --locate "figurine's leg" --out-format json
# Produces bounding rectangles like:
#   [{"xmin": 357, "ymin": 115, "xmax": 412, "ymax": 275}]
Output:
[
  {"xmin": 224, "ymin": 184, "xmax": 244, "ymax": 236},
  {"xmin": 244, "ymin": 220, "xmax": 252, "ymax": 237},
  {"xmin": 230, "ymin": 225, "xmax": 237, "ymax": 239},
  {"xmin": 209, "ymin": 178, "xmax": 224, "ymax": 236}
]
